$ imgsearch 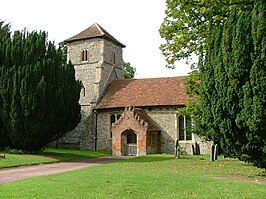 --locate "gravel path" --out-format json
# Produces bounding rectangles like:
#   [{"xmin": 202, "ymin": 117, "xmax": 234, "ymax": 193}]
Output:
[{"xmin": 0, "ymin": 157, "xmax": 121, "ymax": 184}]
